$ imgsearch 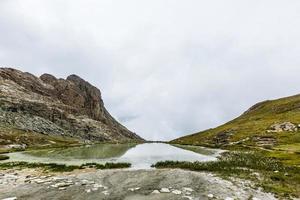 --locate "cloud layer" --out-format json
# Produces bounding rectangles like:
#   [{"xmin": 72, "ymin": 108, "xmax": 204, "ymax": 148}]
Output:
[{"xmin": 1, "ymin": 0, "xmax": 300, "ymax": 140}]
